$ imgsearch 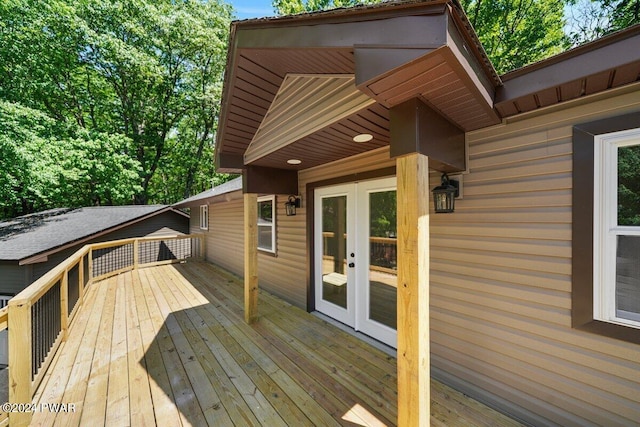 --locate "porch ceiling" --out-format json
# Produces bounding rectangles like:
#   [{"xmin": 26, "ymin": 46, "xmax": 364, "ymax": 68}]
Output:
[
  {"xmin": 243, "ymin": 74, "xmax": 376, "ymax": 165},
  {"xmin": 216, "ymin": 1, "xmax": 501, "ymax": 173}
]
